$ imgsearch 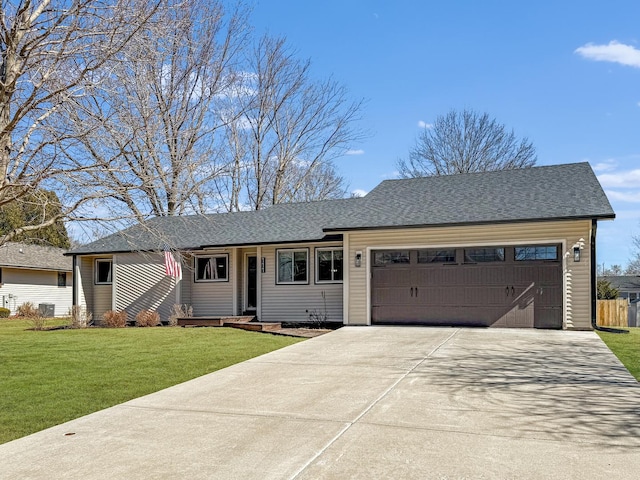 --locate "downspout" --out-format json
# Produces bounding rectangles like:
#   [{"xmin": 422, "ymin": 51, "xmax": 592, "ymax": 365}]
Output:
[{"xmin": 591, "ymin": 219, "xmax": 628, "ymax": 333}]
